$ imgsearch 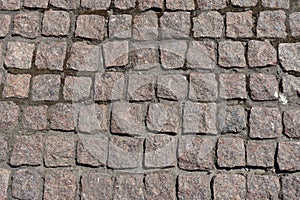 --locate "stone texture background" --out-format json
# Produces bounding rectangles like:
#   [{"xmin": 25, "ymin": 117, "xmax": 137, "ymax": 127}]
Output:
[{"xmin": 0, "ymin": 0, "xmax": 299, "ymax": 199}]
